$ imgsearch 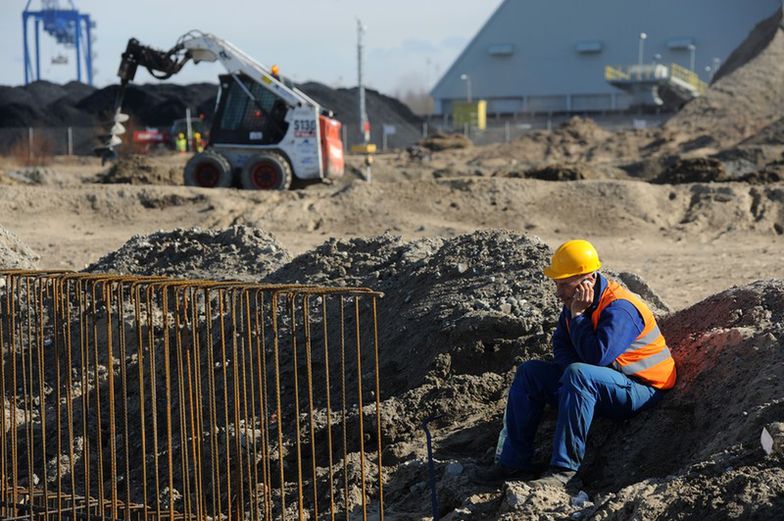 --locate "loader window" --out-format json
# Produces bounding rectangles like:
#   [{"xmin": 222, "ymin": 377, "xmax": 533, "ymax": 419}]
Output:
[{"xmin": 211, "ymin": 74, "xmax": 289, "ymax": 145}]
